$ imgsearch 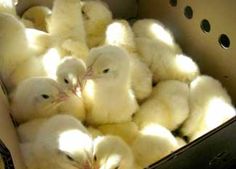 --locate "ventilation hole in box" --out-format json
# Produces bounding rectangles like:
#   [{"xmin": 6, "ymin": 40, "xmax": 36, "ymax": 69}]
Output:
[
  {"xmin": 184, "ymin": 6, "xmax": 193, "ymax": 19},
  {"xmin": 169, "ymin": 0, "xmax": 177, "ymax": 7},
  {"xmin": 219, "ymin": 34, "xmax": 230, "ymax": 49},
  {"xmin": 201, "ymin": 19, "xmax": 211, "ymax": 33},
  {"xmin": 224, "ymin": 75, "xmax": 229, "ymax": 79}
]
